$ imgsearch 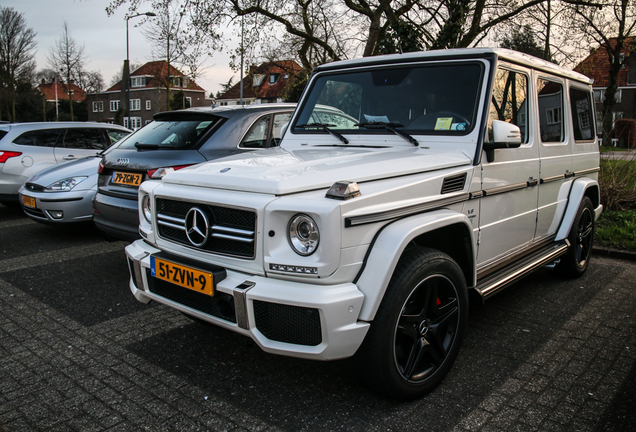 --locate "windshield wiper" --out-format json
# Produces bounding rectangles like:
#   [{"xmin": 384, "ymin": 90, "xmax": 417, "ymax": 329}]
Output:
[
  {"xmin": 296, "ymin": 123, "xmax": 349, "ymax": 144},
  {"xmin": 134, "ymin": 142, "xmax": 160, "ymax": 150},
  {"xmin": 355, "ymin": 122, "xmax": 419, "ymax": 146}
]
